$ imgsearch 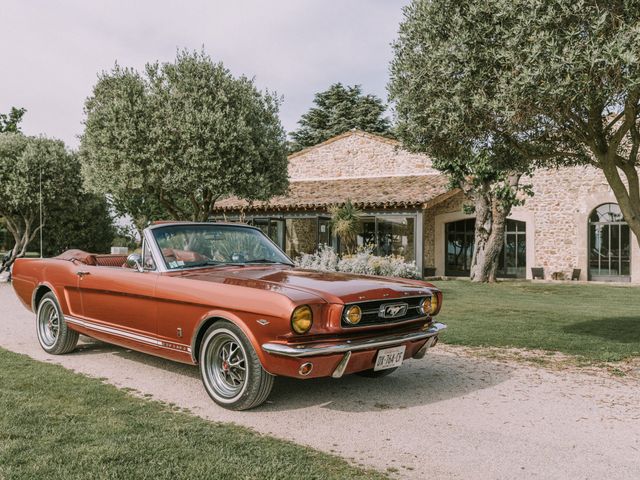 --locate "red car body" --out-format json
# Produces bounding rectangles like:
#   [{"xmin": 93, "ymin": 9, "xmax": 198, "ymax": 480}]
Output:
[{"xmin": 12, "ymin": 222, "xmax": 445, "ymax": 409}]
